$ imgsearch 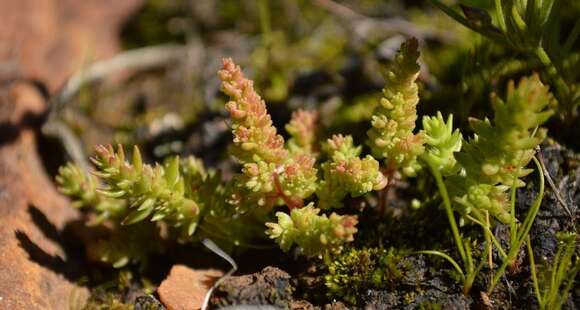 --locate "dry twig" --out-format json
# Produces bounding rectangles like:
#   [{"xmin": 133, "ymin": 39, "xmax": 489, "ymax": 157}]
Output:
[{"xmin": 536, "ymin": 146, "xmax": 574, "ymax": 221}]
